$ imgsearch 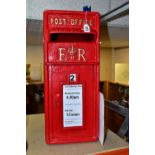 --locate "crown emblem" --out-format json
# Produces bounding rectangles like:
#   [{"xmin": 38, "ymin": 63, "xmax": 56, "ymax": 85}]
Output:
[{"xmin": 68, "ymin": 45, "xmax": 76, "ymax": 60}]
